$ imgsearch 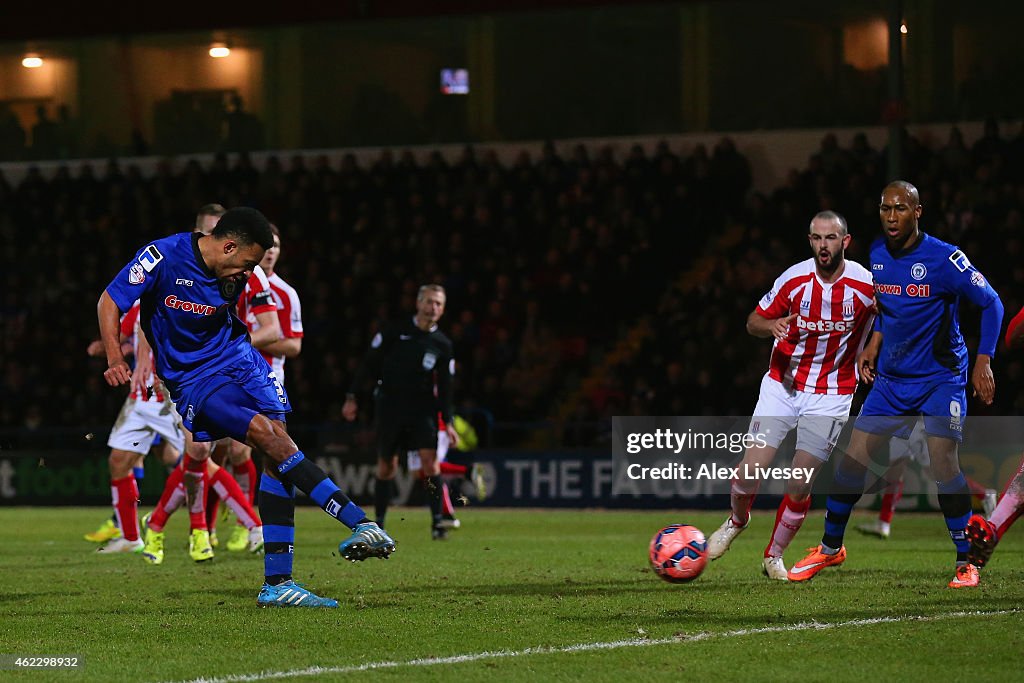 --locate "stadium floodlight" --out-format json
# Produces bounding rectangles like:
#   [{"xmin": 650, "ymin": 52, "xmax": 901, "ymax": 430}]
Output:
[
  {"xmin": 209, "ymin": 43, "xmax": 230, "ymax": 58},
  {"xmin": 22, "ymin": 54, "xmax": 43, "ymax": 68}
]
